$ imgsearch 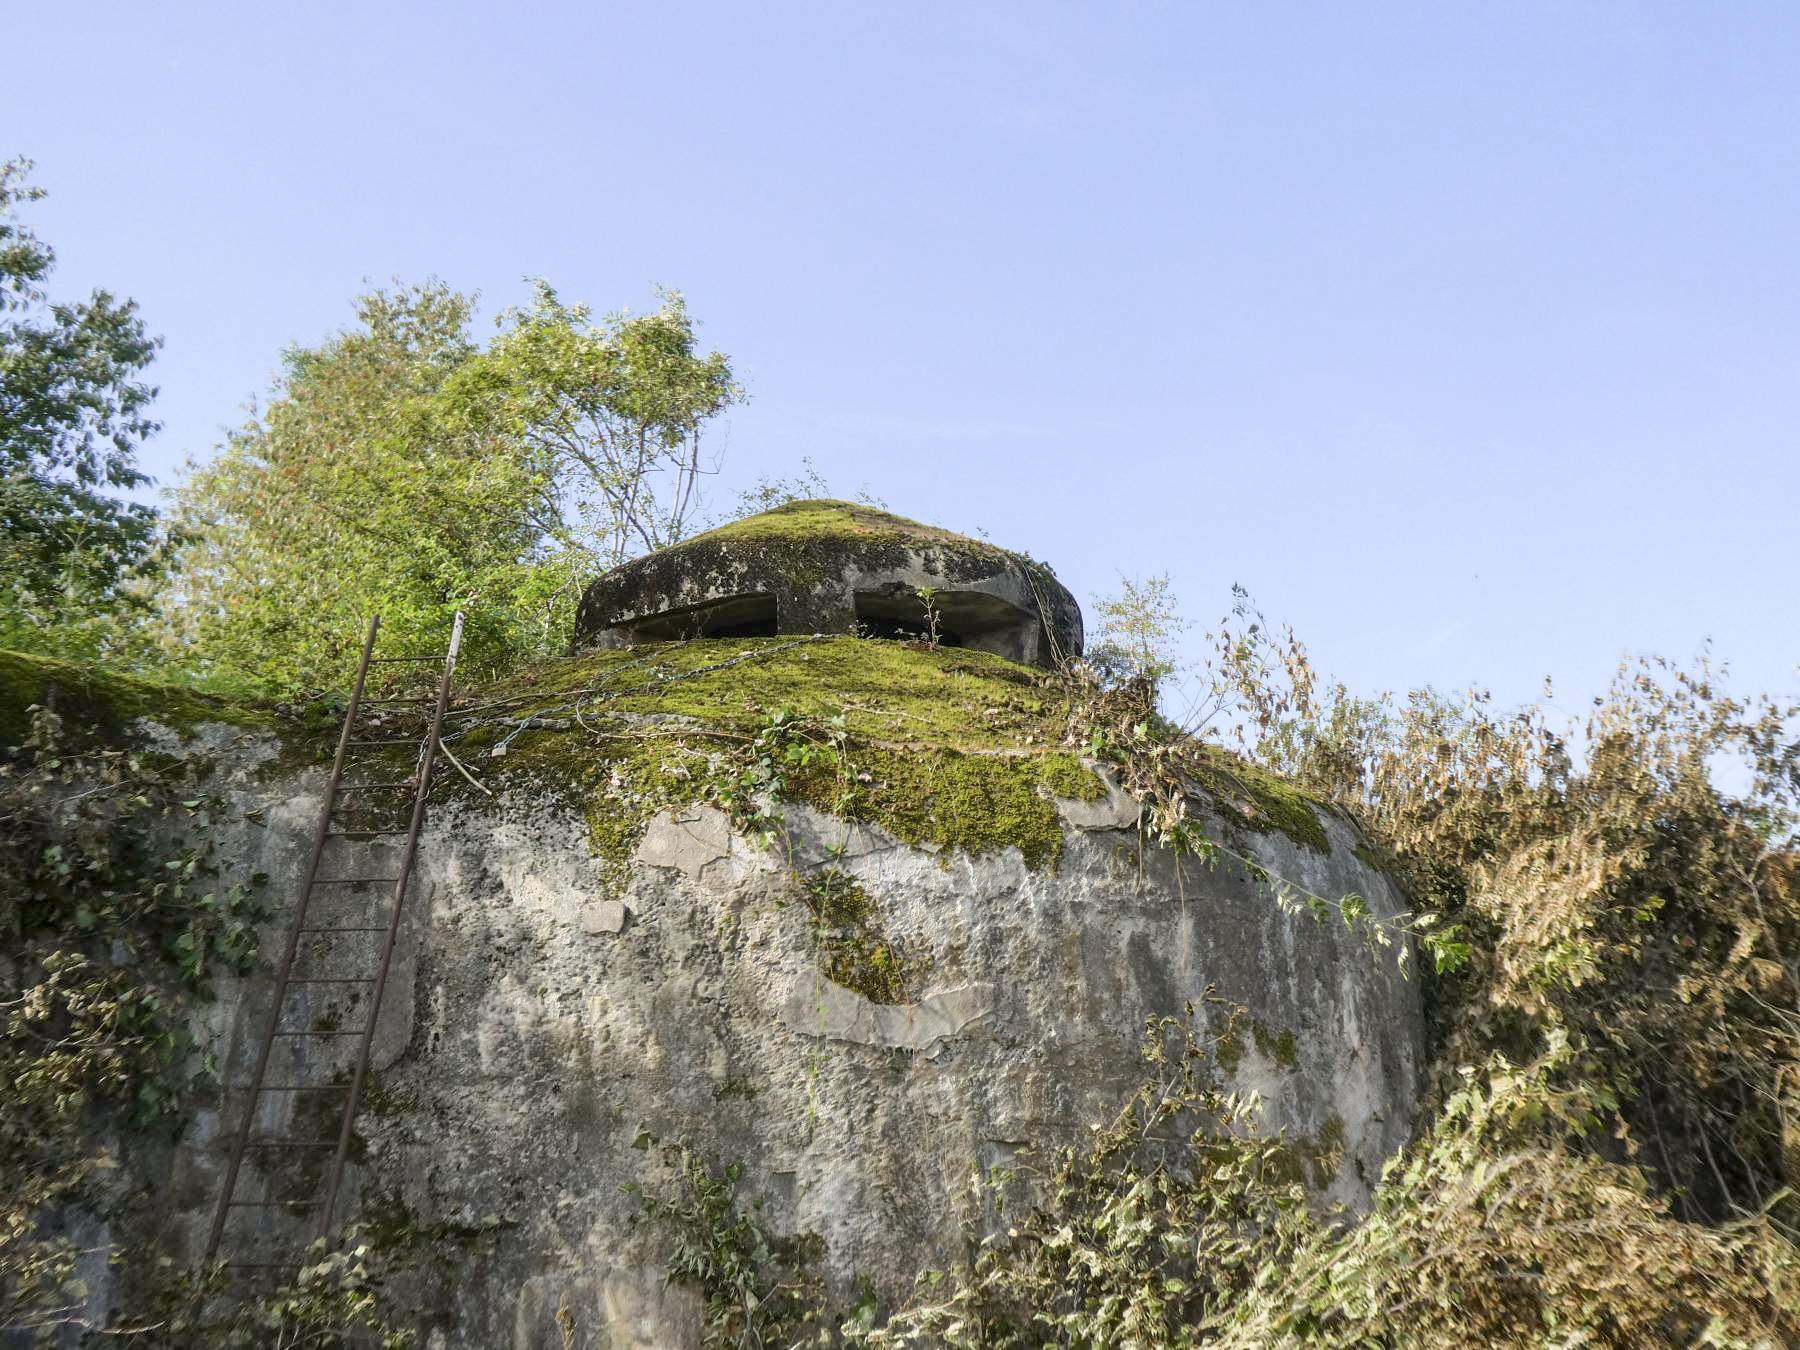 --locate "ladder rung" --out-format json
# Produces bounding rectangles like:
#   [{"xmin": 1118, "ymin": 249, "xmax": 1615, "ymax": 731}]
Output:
[
  {"xmin": 309, "ymin": 878, "xmax": 398, "ymax": 885},
  {"xmin": 272, "ymin": 1029, "xmax": 368, "ymax": 1037},
  {"xmin": 368, "ymin": 655, "xmax": 444, "ymax": 663},
  {"xmin": 282, "ymin": 977, "xmax": 376, "ymax": 984},
  {"xmin": 347, "ymin": 738, "xmax": 420, "ymax": 747},
  {"xmin": 228, "ymin": 1199, "xmax": 320, "ymax": 1208},
  {"xmin": 324, "ymin": 829, "xmax": 409, "ymax": 837},
  {"xmin": 362, "ymin": 696, "xmax": 435, "ymax": 704},
  {"xmin": 339, "ymin": 782, "xmax": 415, "ymax": 791},
  {"xmin": 296, "ymin": 926, "xmax": 390, "ymax": 933},
  {"xmin": 228, "ymin": 1083, "xmax": 353, "ymax": 1092},
  {"xmin": 229, "ymin": 1140, "xmax": 339, "ymax": 1150}
]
